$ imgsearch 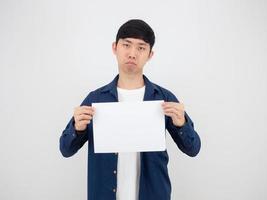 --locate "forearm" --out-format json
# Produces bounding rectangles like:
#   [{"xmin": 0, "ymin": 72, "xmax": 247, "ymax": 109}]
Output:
[
  {"xmin": 167, "ymin": 114, "xmax": 201, "ymax": 157},
  {"xmin": 59, "ymin": 118, "xmax": 88, "ymax": 157}
]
